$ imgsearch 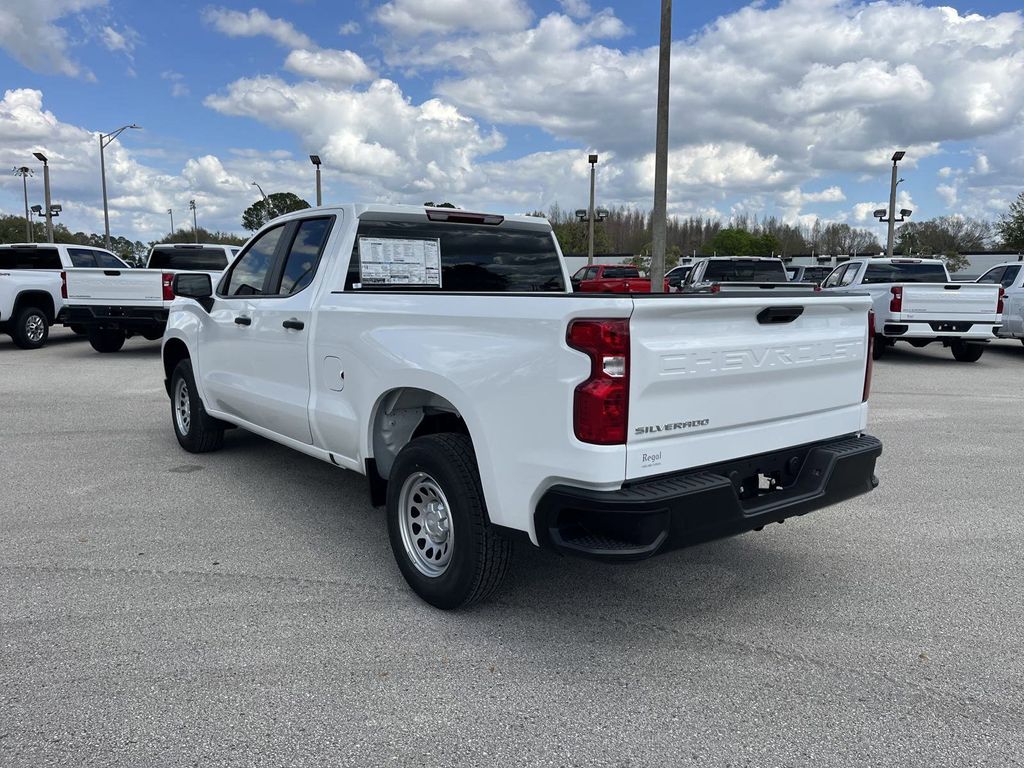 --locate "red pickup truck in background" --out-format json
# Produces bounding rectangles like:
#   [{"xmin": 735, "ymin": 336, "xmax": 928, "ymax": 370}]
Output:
[{"xmin": 570, "ymin": 264, "xmax": 669, "ymax": 293}]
